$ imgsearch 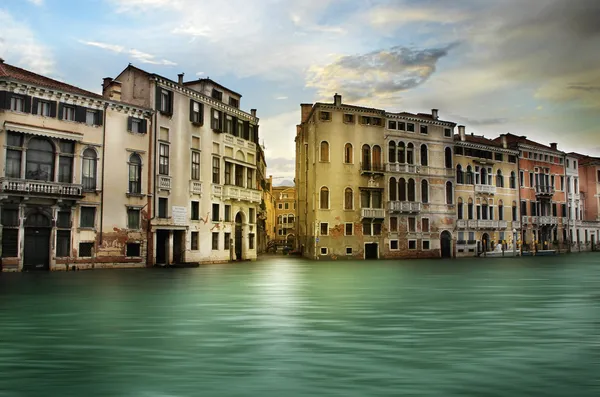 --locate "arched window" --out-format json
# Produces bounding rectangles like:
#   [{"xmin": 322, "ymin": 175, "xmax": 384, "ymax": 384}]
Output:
[
  {"xmin": 388, "ymin": 141, "xmax": 396, "ymax": 163},
  {"xmin": 26, "ymin": 138, "xmax": 54, "ymax": 181},
  {"xmin": 496, "ymin": 170, "xmax": 504, "ymax": 187},
  {"xmin": 82, "ymin": 148, "xmax": 97, "ymax": 190},
  {"xmin": 420, "ymin": 144, "xmax": 428, "ymax": 166},
  {"xmin": 288, "ymin": 214, "xmax": 295, "ymax": 224},
  {"xmin": 407, "ymin": 143, "xmax": 414, "ymax": 165},
  {"xmin": 457, "ymin": 197, "xmax": 464, "ymax": 219},
  {"xmin": 320, "ymin": 141, "xmax": 329, "ymax": 162},
  {"xmin": 481, "ymin": 167, "xmax": 487, "ymax": 185},
  {"xmin": 510, "ymin": 171, "xmax": 516, "ymax": 189},
  {"xmin": 372, "ymin": 145, "xmax": 382, "ymax": 171},
  {"xmin": 362, "ymin": 144, "xmax": 371, "ymax": 171},
  {"xmin": 445, "ymin": 147, "xmax": 452, "ymax": 168},
  {"xmin": 408, "ymin": 178, "xmax": 416, "ymax": 202},
  {"xmin": 421, "ymin": 179, "xmax": 429, "ymax": 203},
  {"xmin": 446, "ymin": 181, "xmax": 453, "ymax": 204},
  {"xmin": 456, "ymin": 164, "xmax": 464, "ymax": 184},
  {"xmin": 399, "ymin": 178, "xmax": 406, "ymax": 201},
  {"xmin": 466, "ymin": 165, "xmax": 474, "ymax": 185},
  {"xmin": 128, "ymin": 153, "xmax": 142, "ymax": 193},
  {"xmin": 398, "ymin": 142, "xmax": 405, "ymax": 163},
  {"xmin": 389, "ymin": 177, "xmax": 397, "ymax": 201},
  {"xmin": 498, "ymin": 199, "xmax": 504, "ymax": 221},
  {"xmin": 512, "ymin": 201, "xmax": 518, "ymax": 221},
  {"xmin": 468, "ymin": 198, "xmax": 474, "ymax": 219},
  {"xmin": 277, "ymin": 215, "xmax": 282, "ymax": 224},
  {"xmin": 344, "ymin": 143, "xmax": 353, "ymax": 164},
  {"xmin": 344, "ymin": 187, "xmax": 353, "ymax": 210},
  {"xmin": 482, "ymin": 198, "xmax": 488, "ymax": 220},
  {"xmin": 320, "ymin": 187, "xmax": 329, "ymax": 209}
]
